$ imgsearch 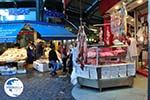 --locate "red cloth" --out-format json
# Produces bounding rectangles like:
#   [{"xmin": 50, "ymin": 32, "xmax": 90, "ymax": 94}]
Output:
[
  {"xmin": 99, "ymin": 0, "xmax": 121, "ymax": 15},
  {"xmin": 104, "ymin": 18, "xmax": 113, "ymax": 46}
]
